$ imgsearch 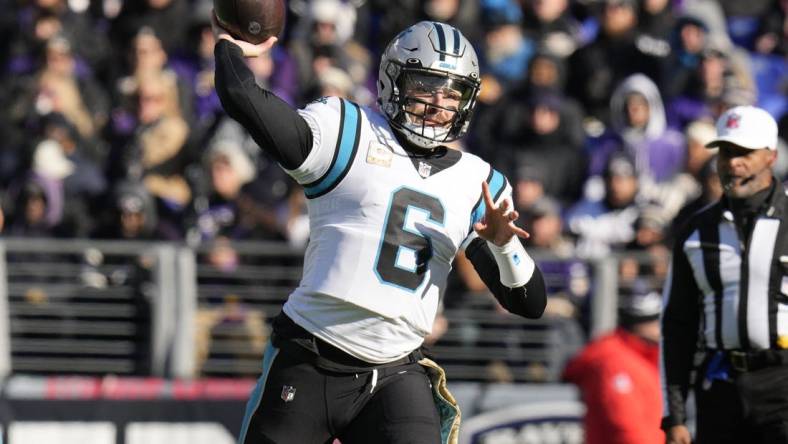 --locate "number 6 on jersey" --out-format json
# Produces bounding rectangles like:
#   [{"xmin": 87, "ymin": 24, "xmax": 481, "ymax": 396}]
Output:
[{"xmin": 374, "ymin": 187, "xmax": 445, "ymax": 292}]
